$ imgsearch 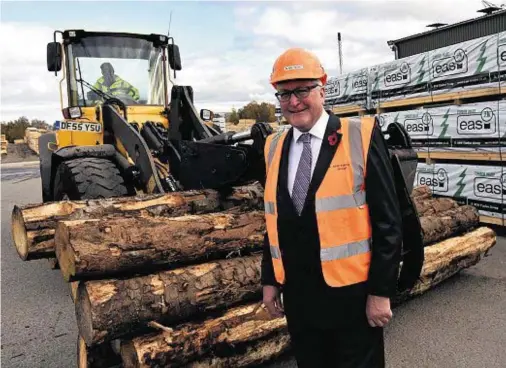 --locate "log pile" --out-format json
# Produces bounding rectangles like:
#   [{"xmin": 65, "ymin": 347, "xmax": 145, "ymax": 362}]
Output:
[
  {"xmin": 11, "ymin": 184, "xmax": 496, "ymax": 367},
  {"xmin": 11, "ymin": 184, "xmax": 263, "ymax": 261}
]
